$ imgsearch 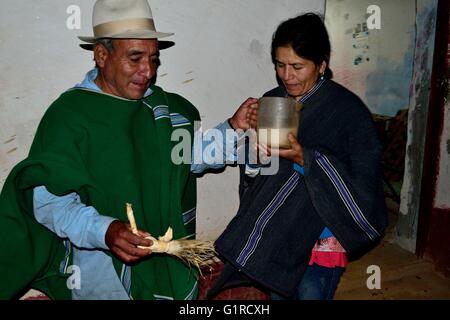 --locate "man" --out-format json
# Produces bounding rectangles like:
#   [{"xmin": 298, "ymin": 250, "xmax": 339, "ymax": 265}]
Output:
[{"xmin": 0, "ymin": 0, "xmax": 256, "ymax": 300}]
